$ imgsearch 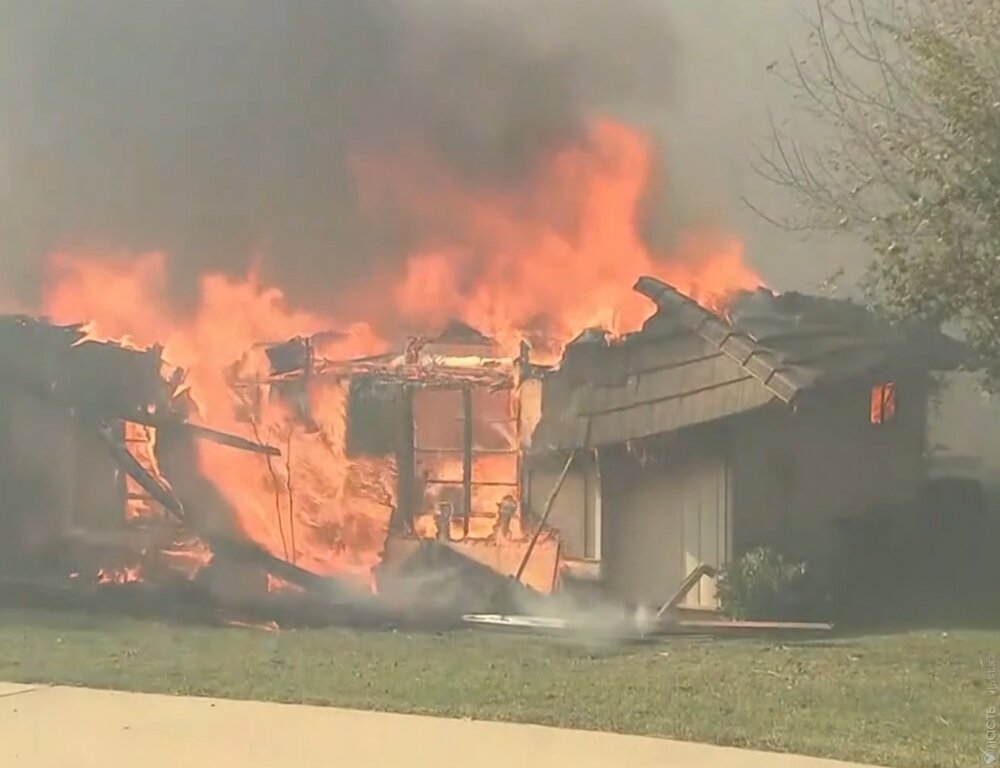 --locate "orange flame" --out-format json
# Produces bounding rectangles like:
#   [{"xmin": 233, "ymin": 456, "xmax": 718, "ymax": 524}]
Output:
[
  {"xmin": 96, "ymin": 566, "xmax": 142, "ymax": 585},
  {"xmin": 41, "ymin": 117, "xmax": 762, "ymax": 587},
  {"xmin": 352, "ymin": 118, "xmax": 759, "ymax": 358}
]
